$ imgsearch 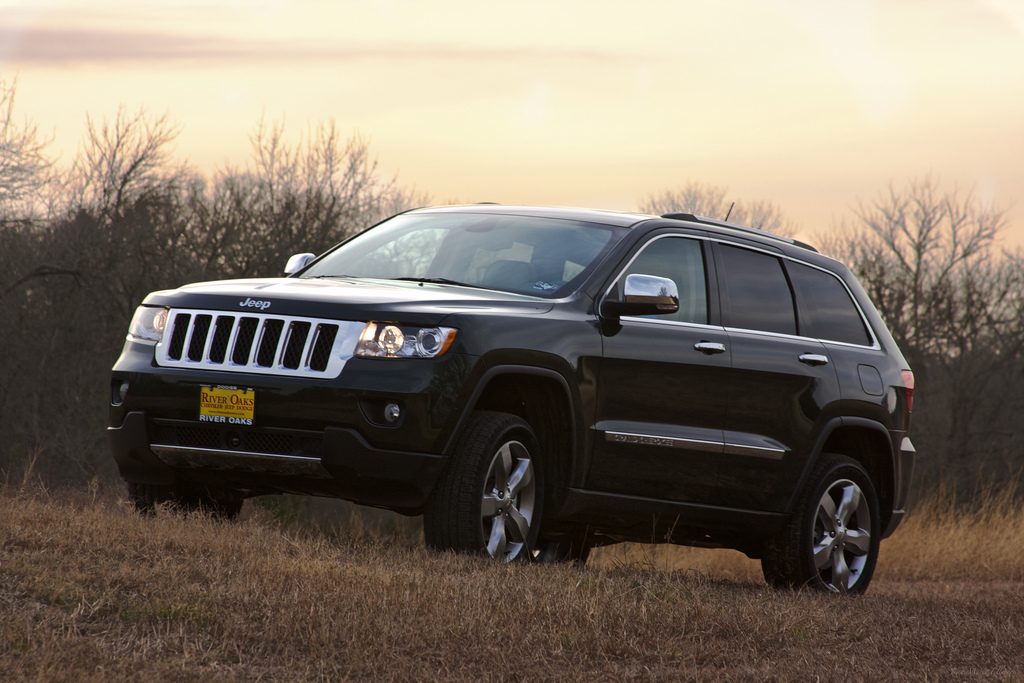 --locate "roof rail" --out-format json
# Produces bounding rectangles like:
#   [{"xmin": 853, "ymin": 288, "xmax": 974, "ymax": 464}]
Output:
[{"xmin": 660, "ymin": 213, "xmax": 817, "ymax": 252}]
